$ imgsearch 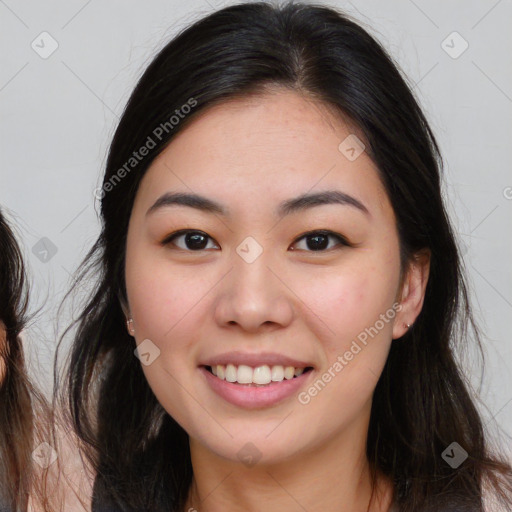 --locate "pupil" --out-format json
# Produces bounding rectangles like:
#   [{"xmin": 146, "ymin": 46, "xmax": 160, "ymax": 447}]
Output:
[
  {"xmin": 186, "ymin": 232, "xmax": 207, "ymax": 250},
  {"xmin": 307, "ymin": 234, "xmax": 328, "ymax": 251}
]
